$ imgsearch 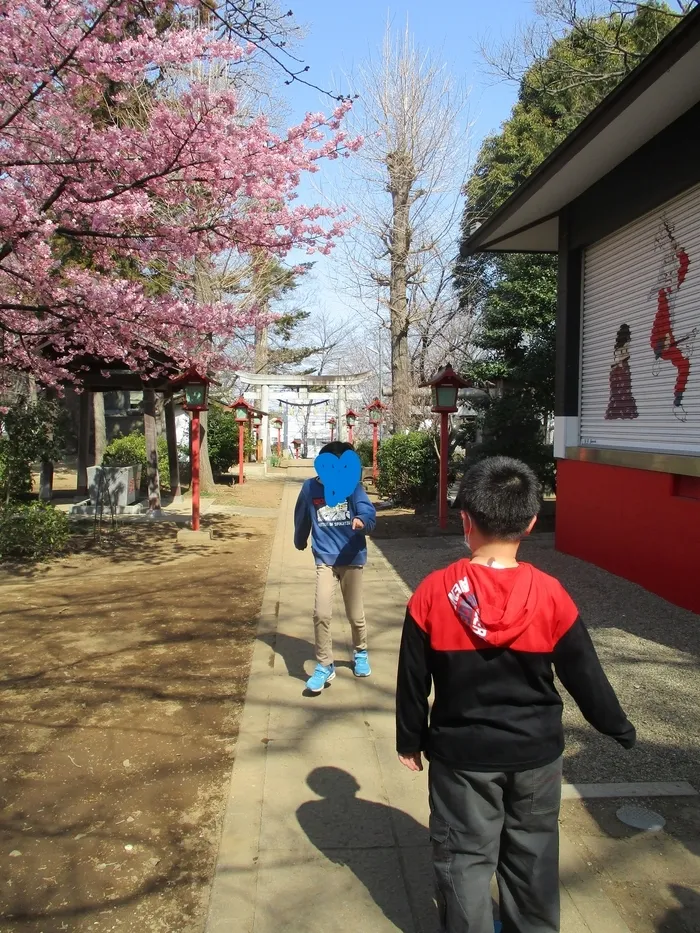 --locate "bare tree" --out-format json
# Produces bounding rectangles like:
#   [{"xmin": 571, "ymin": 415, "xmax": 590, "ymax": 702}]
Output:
[{"xmin": 335, "ymin": 24, "xmax": 471, "ymax": 431}]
